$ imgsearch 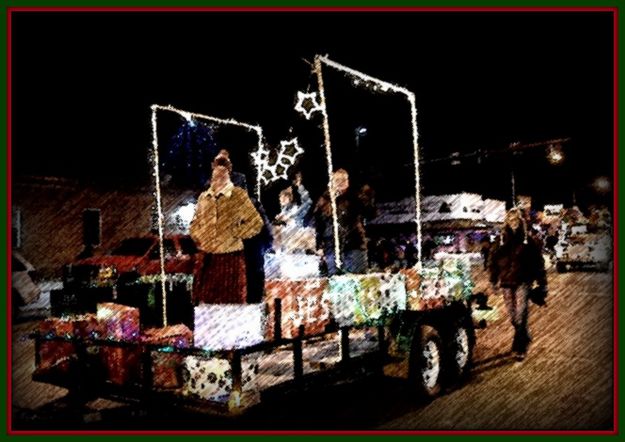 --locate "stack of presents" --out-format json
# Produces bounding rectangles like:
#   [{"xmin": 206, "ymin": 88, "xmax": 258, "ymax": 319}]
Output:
[{"xmin": 35, "ymin": 257, "xmax": 473, "ymax": 407}]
